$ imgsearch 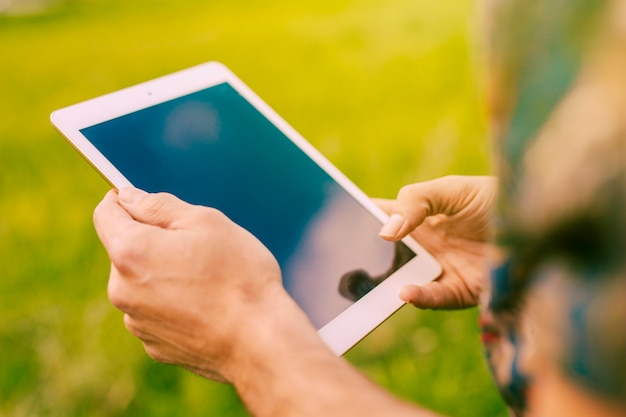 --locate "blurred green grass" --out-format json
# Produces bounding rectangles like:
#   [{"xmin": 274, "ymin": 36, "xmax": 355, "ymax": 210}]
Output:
[{"xmin": 0, "ymin": 0, "xmax": 506, "ymax": 415}]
